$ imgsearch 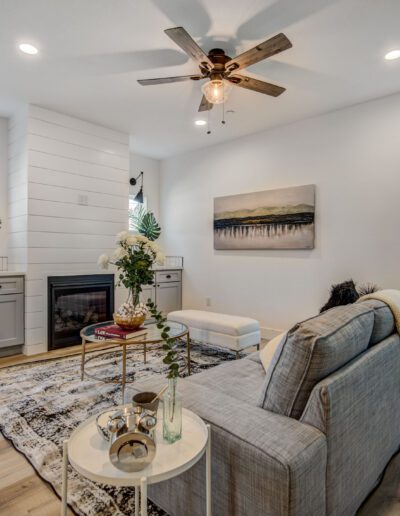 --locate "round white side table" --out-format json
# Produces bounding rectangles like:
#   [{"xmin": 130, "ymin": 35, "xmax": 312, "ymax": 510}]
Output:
[{"xmin": 61, "ymin": 406, "xmax": 211, "ymax": 516}]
